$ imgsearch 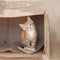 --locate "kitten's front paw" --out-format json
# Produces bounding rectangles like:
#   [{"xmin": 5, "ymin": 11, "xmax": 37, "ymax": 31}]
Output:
[
  {"xmin": 24, "ymin": 47, "xmax": 35, "ymax": 51},
  {"xmin": 29, "ymin": 48, "xmax": 35, "ymax": 51},
  {"xmin": 24, "ymin": 47, "xmax": 28, "ymax": 50}
]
